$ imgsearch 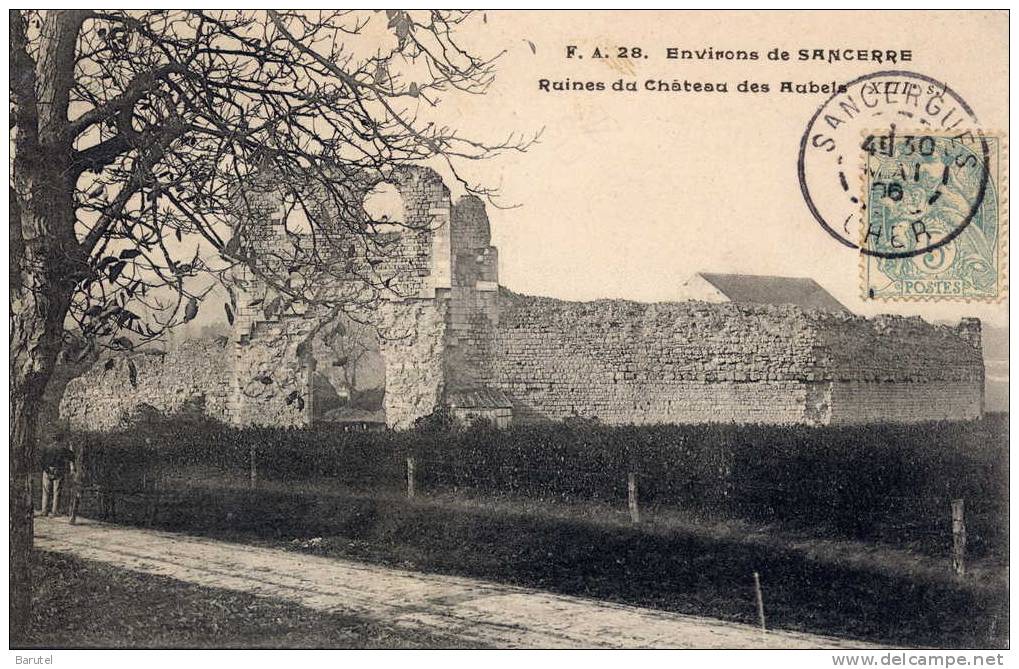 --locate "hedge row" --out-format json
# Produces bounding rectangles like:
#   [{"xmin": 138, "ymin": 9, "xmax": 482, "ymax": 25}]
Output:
[{"xmin": 71, "ymin": 413, "xmax": 1008, "ymax": 550}]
